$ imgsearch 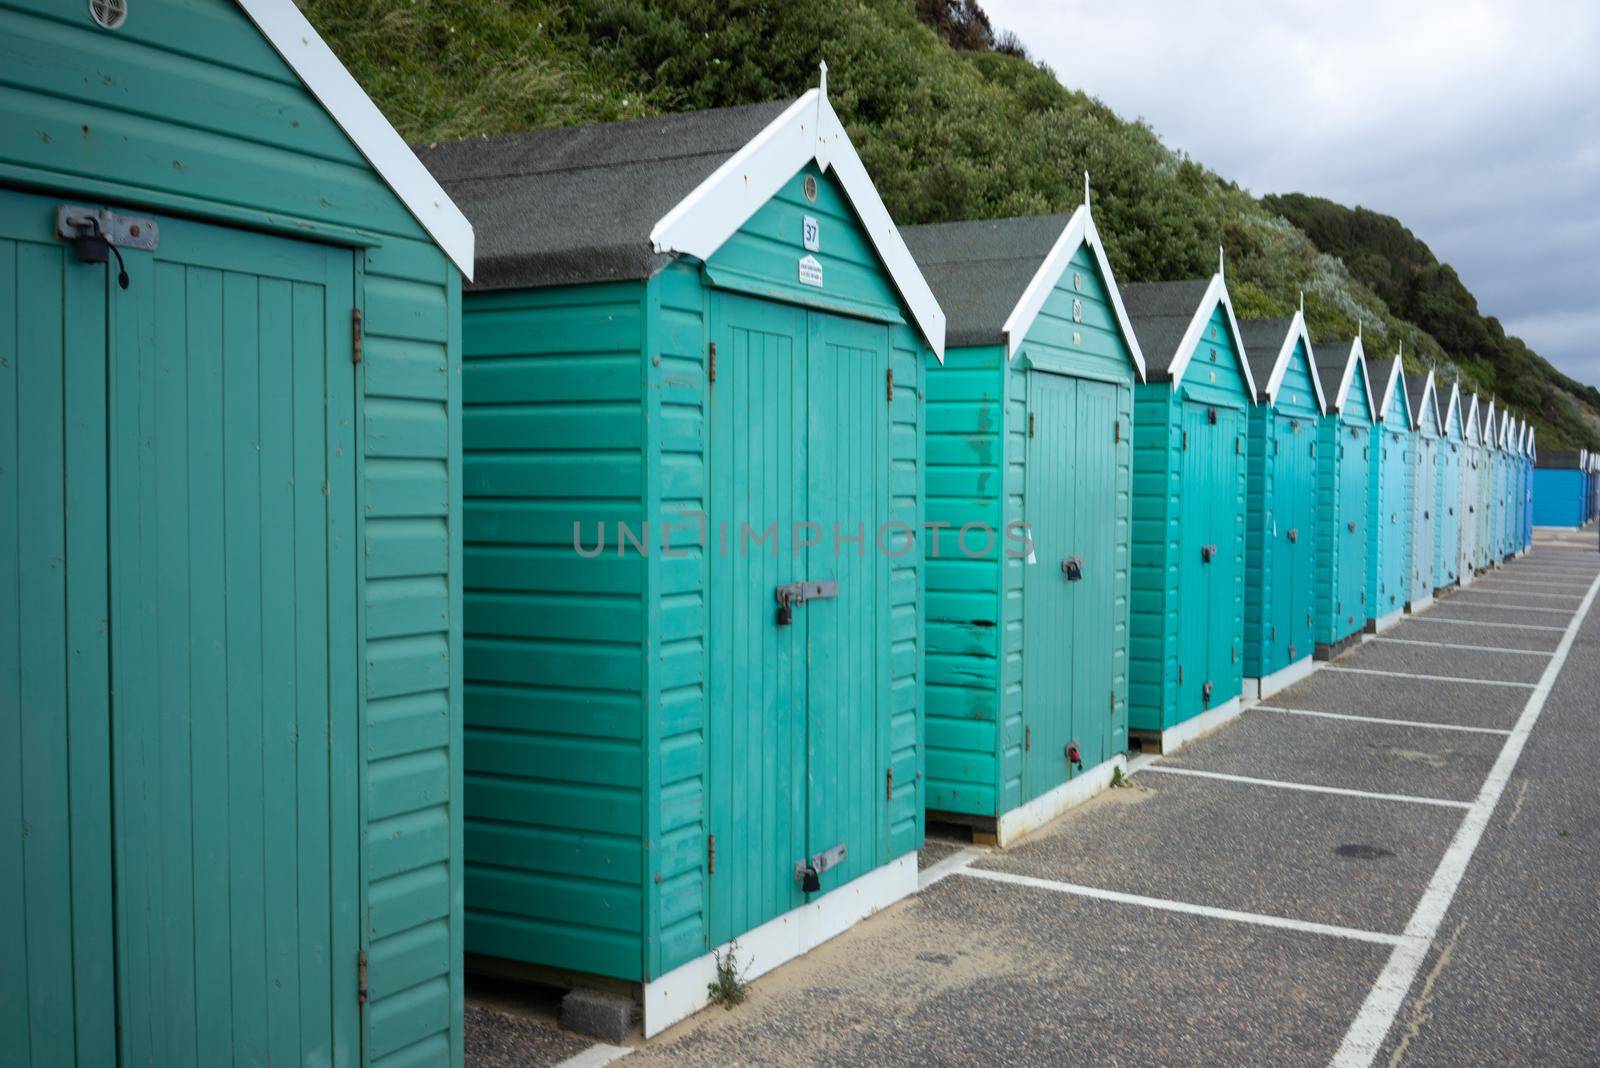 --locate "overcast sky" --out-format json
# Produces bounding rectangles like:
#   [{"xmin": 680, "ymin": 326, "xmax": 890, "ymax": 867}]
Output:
[{"xmin": 982, "ymin": 0, "xmax": 1600, "ymax": 387}]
